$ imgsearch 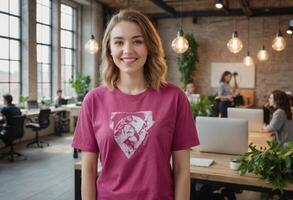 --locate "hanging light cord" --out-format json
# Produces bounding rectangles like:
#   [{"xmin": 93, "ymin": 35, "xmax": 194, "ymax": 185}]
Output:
[
  {"xmin": 90, "ymin": 0, "xmax": 93, "ymax": 35},
  {"xmin": 262, "ymin": 17, "xmax": 264, "ymax": 46},
  {"xmin": 180, "ymin": 0, "xmax": 183, "ymax": 30},
  {"xmin": 248, "ymin": 18, "xmax": 250, "ymax": 52}
]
